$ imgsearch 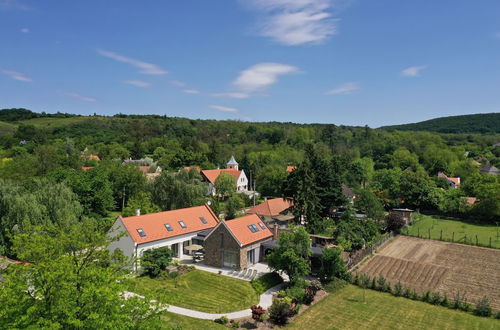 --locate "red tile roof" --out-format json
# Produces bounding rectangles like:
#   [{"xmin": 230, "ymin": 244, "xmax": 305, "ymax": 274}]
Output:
[
  {"xmin": 247, "ymin": 198, "xmax": 293, "ymax": 217},
  {"xmin": 224, "ymin": 214, "xmax": 273, "ymax": 246},
  {"xmin": 82, "ymin": 166, "xmax": 94, "ymax": 171},
  {"xmin": 119, "ymin": 204, "xmax": 219, "ymax": 244},
  {"xmin": 201, "ymin": 168, "xmax": 241, "ymax": 184},
  {"xmin": 286, "ymin": 166, "xmax": 297, "ymax": 173}
]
